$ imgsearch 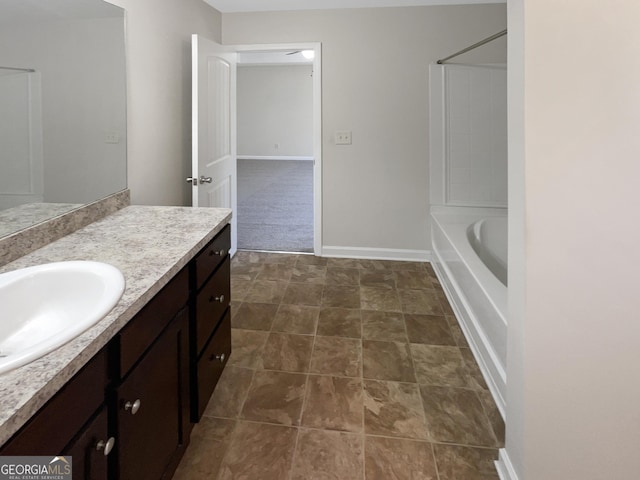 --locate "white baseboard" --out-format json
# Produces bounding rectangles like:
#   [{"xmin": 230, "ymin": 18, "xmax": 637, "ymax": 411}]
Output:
[
  {"xmin": 237, "ymin": 155, "xmax": 314, "ymax": 161},
  {"xmin": 321, "ymin": 246, "xmax": 431, "ymax": 262},
  {"xmin": 496, "ymin": 449, "xmax": 520, "ymax": 480}
]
